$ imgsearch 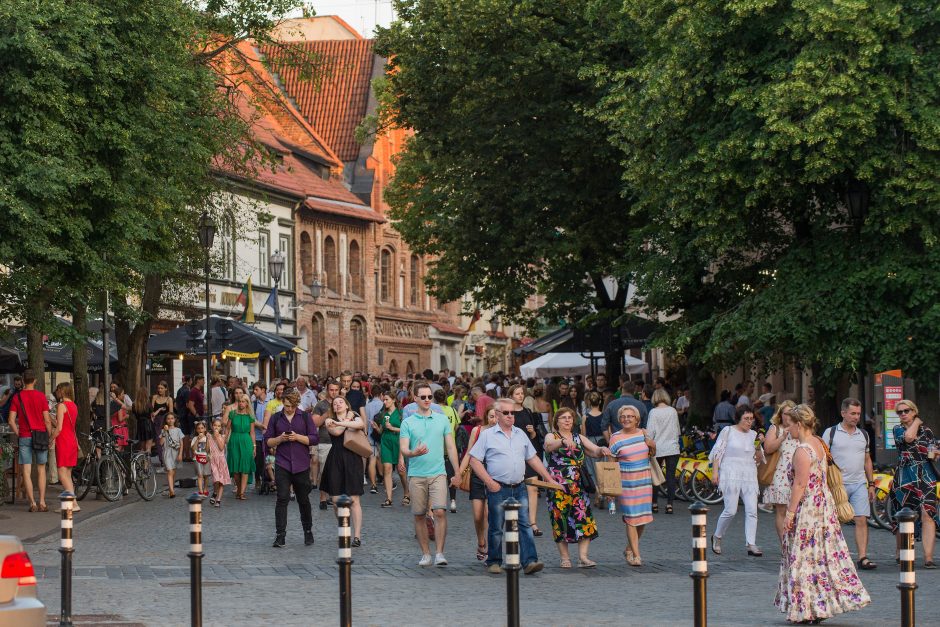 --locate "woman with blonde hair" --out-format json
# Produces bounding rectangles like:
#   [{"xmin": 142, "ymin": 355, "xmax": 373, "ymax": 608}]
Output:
[
  {"xmin": 609, "ymin": 405, "xmax": 655, "ymax": 566},
  {"xmin": 647, "ymin": 388, "xmax": 680, "ymax": 514},
  {"xmin": 891, "ymin": 399, "xmax": 937, "ymax": 568},
  {"xmin": 761, "ymin": 399, "xmax": 797, "ymax": 543},
  {"xmin": 775, "ymin": 404, "xmax": 870, "ymax": 622}
]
